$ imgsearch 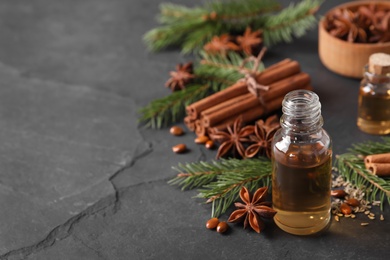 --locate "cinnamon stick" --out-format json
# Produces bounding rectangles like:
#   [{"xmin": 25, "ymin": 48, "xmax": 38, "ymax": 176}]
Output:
[
  {"xmin": 186, "ymin": 59, "xmax": 300, "ymax": 120},
  {"xmin": 201, "ymin": 93, "xmax": 251, "ymax": 117},
  {"xmin": 256, "ymin": 60, "xmax": 301, "ymax": 85},
  {"xmin": 202, "ymin": 93, "xmax": 257, "ymax": 127},
  {"xmin": 366, "ymin": 163, "xmax": 390, "ymax": 177},
  {"xmin": 186, "ymin": 81, "xmax": 248, "ymax": 120},
  {"xmin": 262, "ymin": 72, "xmax": 311, "ymax": 102},
  {"xmin": 365, "ymin": 153, "xmax": 390, "ymax": 164},
  {"xmin": 195, "ymin": 120, "xmax": 206, "ymax": 137},
  {"xmin": 184, "ymin": 116, "xmax": 195, "ymax": 131}
]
